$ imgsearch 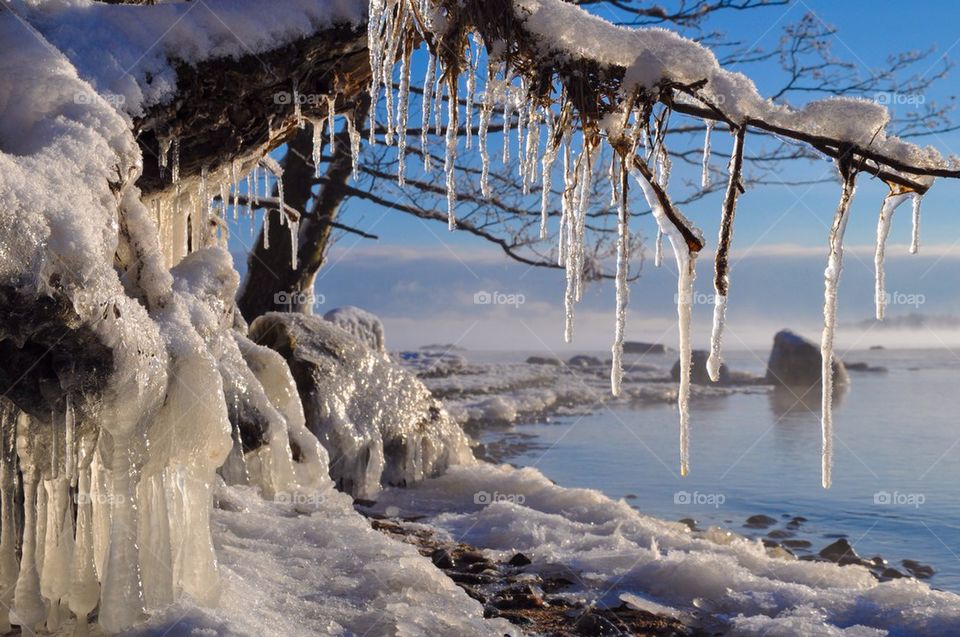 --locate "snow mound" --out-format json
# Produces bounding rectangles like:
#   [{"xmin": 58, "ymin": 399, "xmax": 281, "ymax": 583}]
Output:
[
  {"xmin": 372, "ymin": 463, "xmax": 960, "ymax": 637},
  {"xmin": 324, "ymin": 305, "xmax": 386, "ymax": 353},
  {"xmin": 249, "ymin": 313, "xmax": 474, "ymax": 499}
]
